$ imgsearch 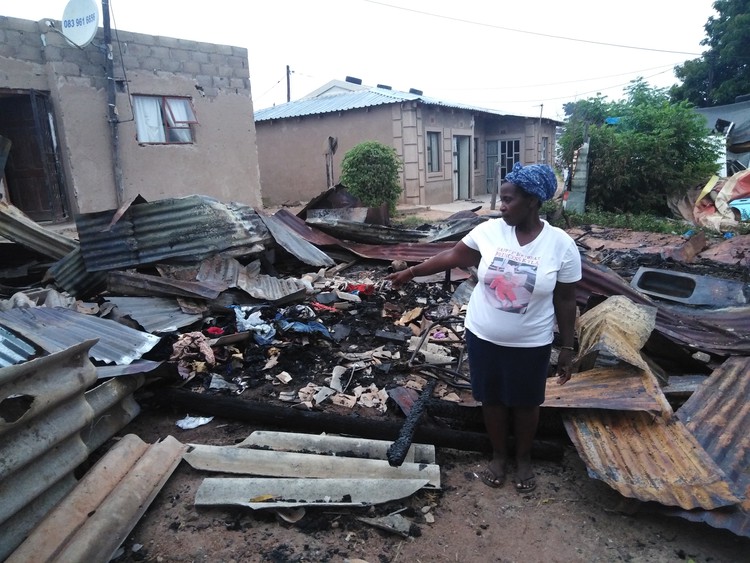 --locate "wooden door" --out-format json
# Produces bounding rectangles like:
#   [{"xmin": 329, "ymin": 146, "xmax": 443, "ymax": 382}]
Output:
[{"xmin": 0, "ymin": 92, "xmax": 67, "ymax": 221}]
